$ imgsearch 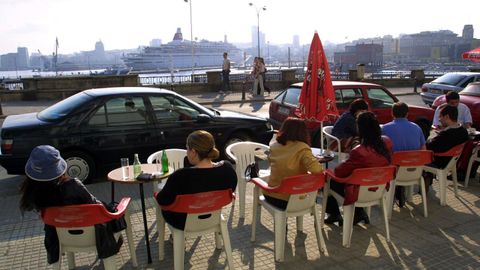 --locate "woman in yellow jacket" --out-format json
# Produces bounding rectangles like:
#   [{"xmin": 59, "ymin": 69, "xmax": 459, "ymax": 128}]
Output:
[{"xmin": 265, "ymin": 117, "xmax": 324, "ymax": 209}]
